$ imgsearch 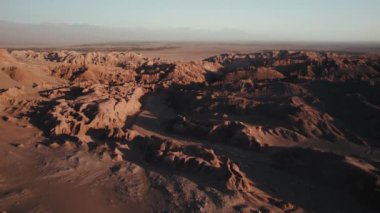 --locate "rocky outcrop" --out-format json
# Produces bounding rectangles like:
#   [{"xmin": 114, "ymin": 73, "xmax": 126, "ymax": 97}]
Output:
[
  {"xmin": 209, "ymin": 121, "xmax": 261, "ymax": 150},
  {"xmin": 205, "ymin": 50, "xmax": 380, "ymax": 82},
  {"xmin": 35, "ymin": 85, "xmax": 145, "ymax": 141},
  {"xmin": 134, "ymin": 136, "xmax": 253, "ymax": 192},
  {"xmin": 11, "ymin": 50, "xmax": 145, "ymax": 67},
  {"xmin": 167, "ymin": 116, "xmax": 261, "ymax": 150}
]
